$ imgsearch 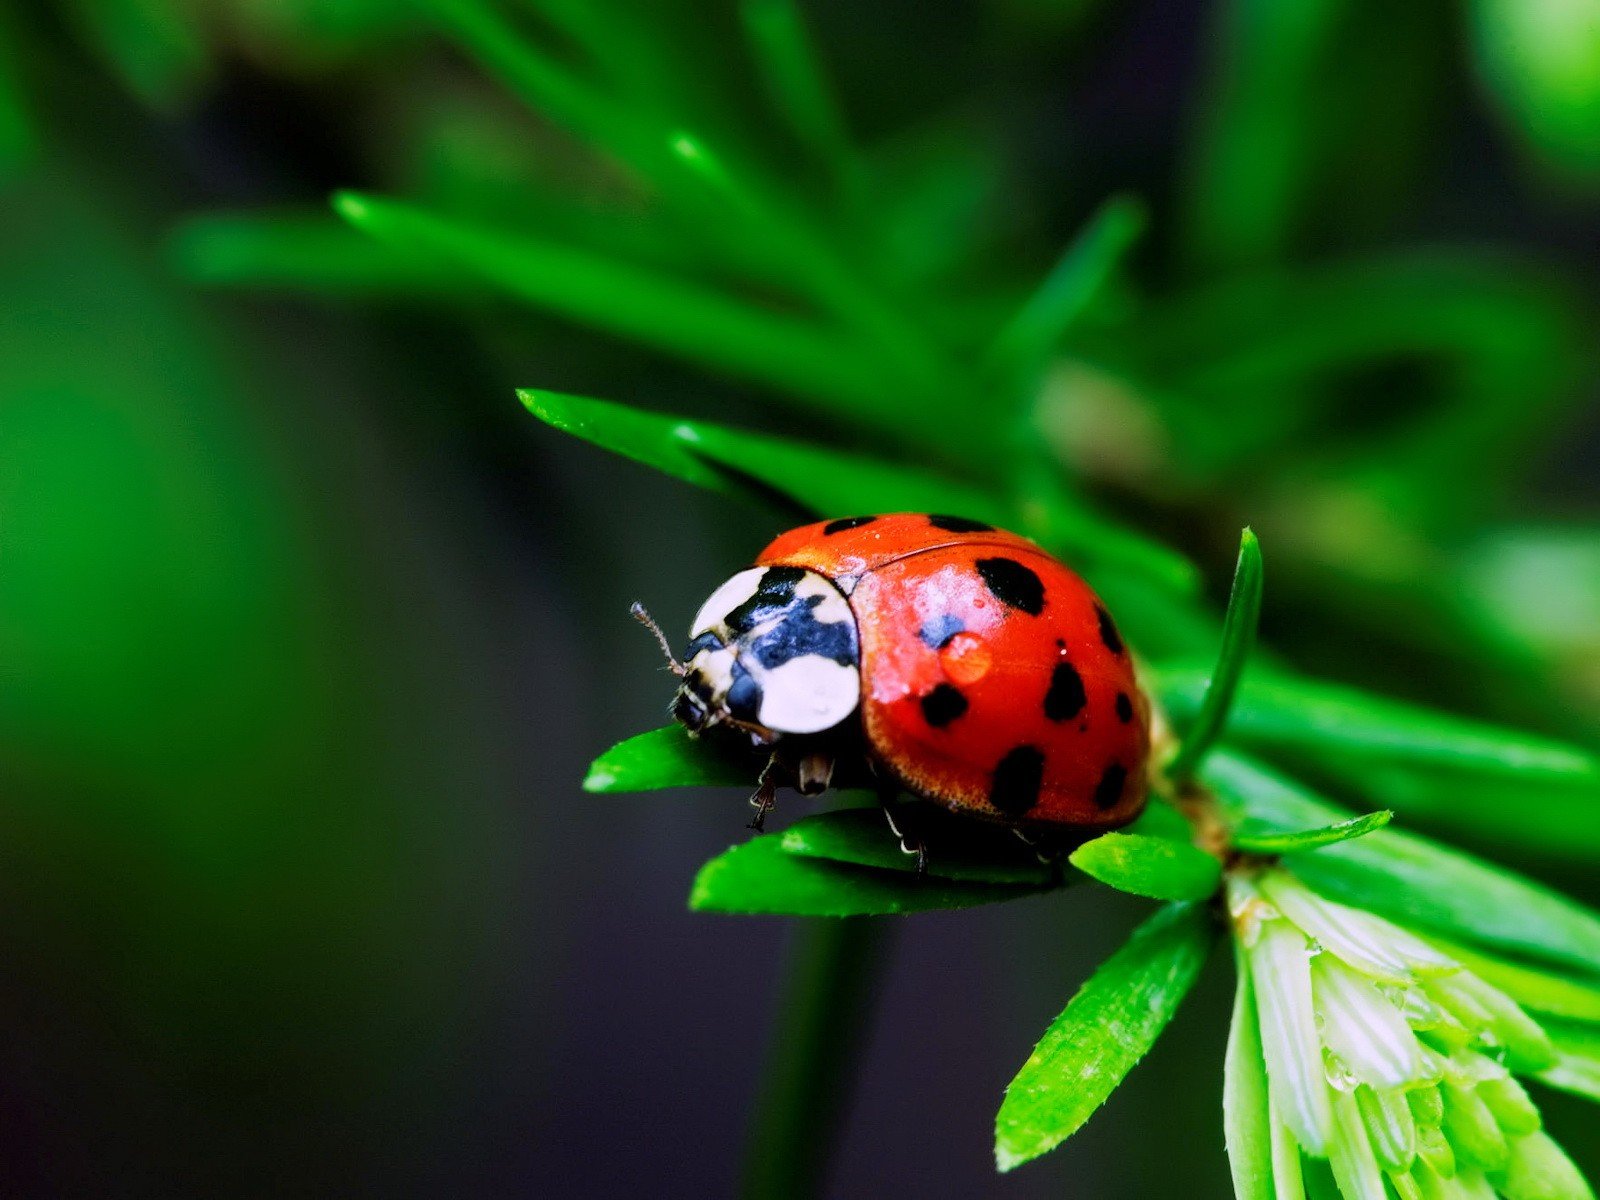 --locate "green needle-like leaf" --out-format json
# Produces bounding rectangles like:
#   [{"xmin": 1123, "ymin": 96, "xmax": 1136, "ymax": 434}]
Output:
[
  {"xmin": 1159, "ymin": 666, "xmax": 1600, "ymax": 785},
  {"xmin": 740, "ymin": 0, "xmax": 858, "ymax": 193},
  {"xmin": 1230, "ymin": 810, "xmax": 1393, "ymax": 855},
  {"xmin": 522, "ymin": 387, "xmax": 998, "ymax": 519},
  {"xmin": 1068, "ymin": 832, "xmax": 1222, "ymax": 901},
  {"xmin": 521, "ymin": 389, "xmax": 1197, "ymax": 605},
  {"xmin": 337, "ymin": 193, "xmax": 912, "ymax": 424},
  {"xmin": 584, "ymin": 725, "xmax": 753, "ymax": 792},
  {"xmin": 1225, "ymin": 948, "xmax": 1276, "ymax": 1200},
  {"xmin": 986, "ymin": 195, "xmax": 1146, "ymax": 381},
  {"xmin": 1425, "ymin": 937, "xmax": 1600, "ymax": 1024},
  {"xmin": 171, "ymin": 213, "xmax": 465, "ymax": 294},
  {"xmin": 1167, "ymin": 528, "xmax": 1264, "ymax": 782},
  {"xmin": 1205, "ymin": 751, "xmax": 1600, "ymax": 977},
  {"xmin": 691, "ymin": 835, "xmax": 1048, "ymax": 916},
  {"xmin": 1538, "ymin": 1023, "xmax": 1600, "ymax": 1104},
  {"xmin": 781, "ymin": 805, "xmax": 1061, "ymax": 886},
  {"xmin": 995, "ymin": 902, "xmax": 1216, "ymax": 1170}
]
